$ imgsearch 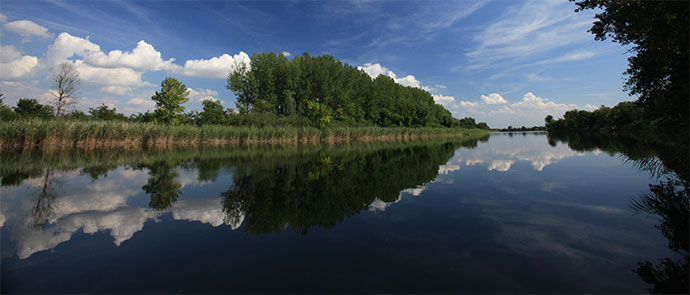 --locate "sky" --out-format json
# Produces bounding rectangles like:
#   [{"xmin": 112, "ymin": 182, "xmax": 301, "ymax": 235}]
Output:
[{"xmin": 0, "ymin": 0, "xmax": 634, "ymax": 128}]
